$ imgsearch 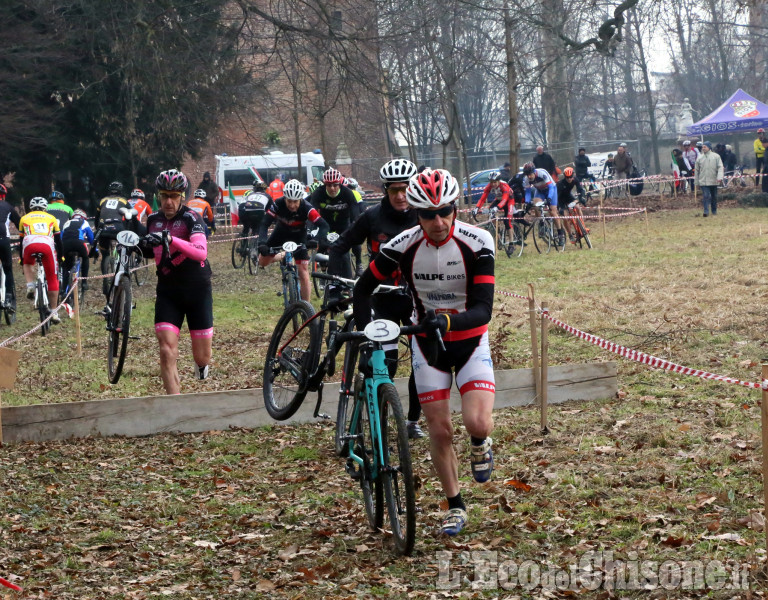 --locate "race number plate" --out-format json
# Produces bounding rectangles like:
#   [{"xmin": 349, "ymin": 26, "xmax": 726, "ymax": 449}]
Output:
[{"xmin": 363, "ymin": 319, "xmax": 400, "ymax": 343}]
